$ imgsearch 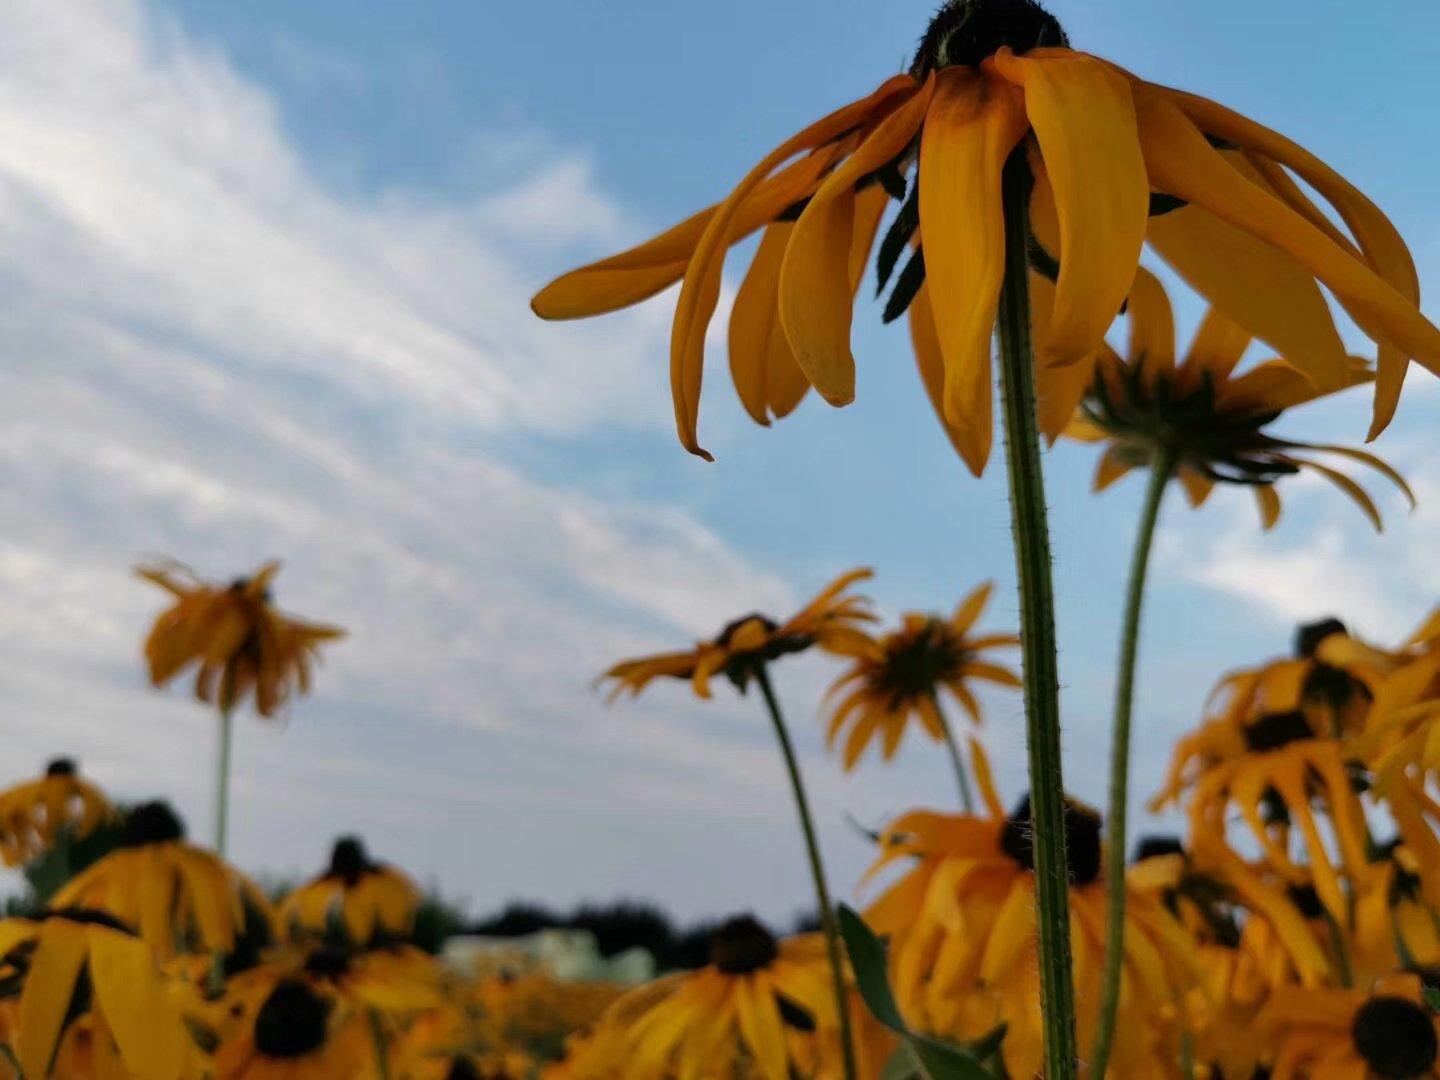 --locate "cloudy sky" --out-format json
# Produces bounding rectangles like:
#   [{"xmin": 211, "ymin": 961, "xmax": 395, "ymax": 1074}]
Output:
[{"xmin": 0, "ymin": 0, "xmax": 1436, "ymax": 922}]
